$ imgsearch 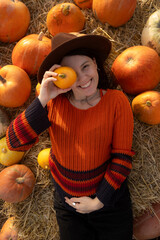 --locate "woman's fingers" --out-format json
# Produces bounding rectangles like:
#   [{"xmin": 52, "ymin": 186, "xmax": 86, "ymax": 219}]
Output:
[
  {"xmin": 42, "ymin": 64, "xmax": 61, "ymax": 83},
  {"xmin": 43, "ymin": 71, "xmax": 58, "ymax": 80},
  {"xmin": 49, "ymin": 64, "xmax": 61, "ymax": 71}
]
